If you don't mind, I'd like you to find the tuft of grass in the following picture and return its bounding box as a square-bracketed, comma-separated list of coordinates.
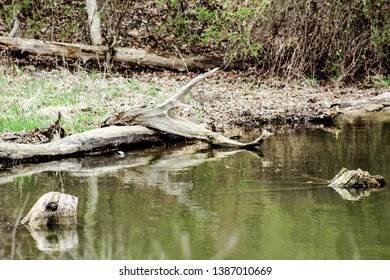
[303, 74, 318, 87]
[375, 76, 390, 87]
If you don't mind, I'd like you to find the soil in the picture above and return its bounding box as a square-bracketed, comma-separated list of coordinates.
[0, 68, 389, 145]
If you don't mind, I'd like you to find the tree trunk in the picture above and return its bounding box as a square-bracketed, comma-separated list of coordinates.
[0, 36, 222, 72]
[329, 168, 386, 201]
[8, 13, 23, 38]
[21, 192, 78, 230]
[329, 168, 386, 189]
[86, 0, 103, 45]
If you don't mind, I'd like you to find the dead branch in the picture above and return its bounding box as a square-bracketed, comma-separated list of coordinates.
[0, 36, 222, 72]
[103, 68, 273, 148]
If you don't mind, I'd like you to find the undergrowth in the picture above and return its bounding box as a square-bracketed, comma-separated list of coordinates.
[0, 0, 388, 81]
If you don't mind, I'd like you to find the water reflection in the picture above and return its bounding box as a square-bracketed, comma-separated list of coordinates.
[27, 226, 78, 252]
[0, 112, 389, 259]
[331, 185, 384, 201]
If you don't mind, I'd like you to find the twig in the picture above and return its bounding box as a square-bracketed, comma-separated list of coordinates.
[173, 45, 189, 73]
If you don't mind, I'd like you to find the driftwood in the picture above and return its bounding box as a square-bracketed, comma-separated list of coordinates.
[21, 192, 78, 230]
[329, 168, 386, 201]
[331, 92, 390, 115]
[329, 168, 386, 189]
[103, 68, 273, 148]
[0, 126, 164, 160]
[0, 36, 222, 72]
[0, 68, 273, 164]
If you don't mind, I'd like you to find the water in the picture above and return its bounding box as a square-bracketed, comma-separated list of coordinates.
[0, 113, 389, 260]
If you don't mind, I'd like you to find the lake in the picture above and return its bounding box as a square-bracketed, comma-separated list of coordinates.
[1, 112, 389, 260]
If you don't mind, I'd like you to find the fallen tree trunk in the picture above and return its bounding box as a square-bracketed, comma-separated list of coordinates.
[0, 69, 272, 165]
[0, 125, 165, 161]
[0, 36, 222, 72]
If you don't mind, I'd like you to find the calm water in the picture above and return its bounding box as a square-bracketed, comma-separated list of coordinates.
[0, 113, 389, 260]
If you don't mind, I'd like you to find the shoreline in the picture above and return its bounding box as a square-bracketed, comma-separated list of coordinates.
[0, 68, 389, 144]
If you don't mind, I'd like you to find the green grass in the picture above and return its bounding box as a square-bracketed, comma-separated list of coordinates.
[303, 73, 318, 87]
[0, 69, 168, 134]
[376, 76, 390, 87]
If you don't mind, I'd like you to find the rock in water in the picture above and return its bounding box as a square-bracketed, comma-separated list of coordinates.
[21, 192, 78, 230]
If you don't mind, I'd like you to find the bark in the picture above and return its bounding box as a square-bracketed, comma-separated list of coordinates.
[0, 36, 222, 72]
[86, 0, 103, 45]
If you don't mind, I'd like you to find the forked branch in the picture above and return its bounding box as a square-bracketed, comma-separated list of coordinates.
[103, 68, 273, 148]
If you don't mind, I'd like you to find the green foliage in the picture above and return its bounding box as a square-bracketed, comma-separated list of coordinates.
[127, 78, 141, 91]
[146, 86, 161, 96]
[375, 76, 390, 87]
[0, 0, 87, 43]
[157, 0, 269, 62]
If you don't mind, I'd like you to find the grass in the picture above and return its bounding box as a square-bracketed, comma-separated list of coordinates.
[303, 73, 318, 87]
[376, 76, 390, 87]
[0, 68, 169, 134]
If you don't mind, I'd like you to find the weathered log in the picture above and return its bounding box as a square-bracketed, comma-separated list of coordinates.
[329, 168, 386, 189]
[0, 36, 222, 72]
[21, 192, 78, 230]
[0, 125, 164, 160]
[329, 168, 386, 201]
[103, 68, 273, 148]
[331, 92, 390, 115]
